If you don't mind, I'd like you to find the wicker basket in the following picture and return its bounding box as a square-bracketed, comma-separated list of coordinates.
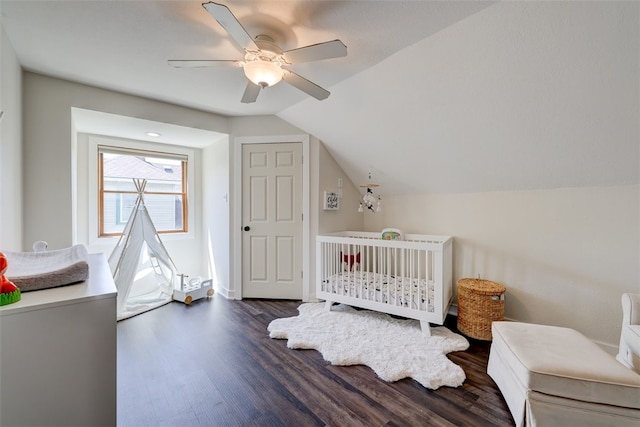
[457, 278, 506, 340]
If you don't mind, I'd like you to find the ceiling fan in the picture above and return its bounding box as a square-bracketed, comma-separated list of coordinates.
[169, 1, 347, 104]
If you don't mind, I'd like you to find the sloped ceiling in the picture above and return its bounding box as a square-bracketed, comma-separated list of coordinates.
[2, 1, 638, 196]
[280, 1, 639, 195]
[0, 0, 491, 116]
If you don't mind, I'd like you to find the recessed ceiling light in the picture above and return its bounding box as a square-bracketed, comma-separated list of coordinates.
[146, 131, 161, 137]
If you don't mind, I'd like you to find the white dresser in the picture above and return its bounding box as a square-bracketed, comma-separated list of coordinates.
[0, 253, 117, 426]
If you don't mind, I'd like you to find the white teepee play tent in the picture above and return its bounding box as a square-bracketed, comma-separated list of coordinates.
[108, 179, 177, 320]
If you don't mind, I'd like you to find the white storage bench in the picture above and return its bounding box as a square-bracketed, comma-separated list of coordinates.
[488, 321, 640, 426]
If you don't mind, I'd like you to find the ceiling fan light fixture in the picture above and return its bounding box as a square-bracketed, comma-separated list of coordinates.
[171, 4, 346, 102]
[244, 59, 283, 88]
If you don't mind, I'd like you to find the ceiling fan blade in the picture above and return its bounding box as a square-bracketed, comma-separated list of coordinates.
[202, 2, 259, 52]
[283, 40, 347, 64]
[168, 60, 240, 68]
[241, 81, 261, 103]
[282, 71, 330, 100]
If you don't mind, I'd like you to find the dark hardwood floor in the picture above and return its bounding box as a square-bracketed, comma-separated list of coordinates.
[117, 296, 514, 426]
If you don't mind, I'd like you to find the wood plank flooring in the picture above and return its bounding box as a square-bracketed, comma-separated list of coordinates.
[117, 296, 513, 426]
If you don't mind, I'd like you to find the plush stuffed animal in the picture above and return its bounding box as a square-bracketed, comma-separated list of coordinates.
[341, 252, 361, 272]
[0, 252, 21, 306]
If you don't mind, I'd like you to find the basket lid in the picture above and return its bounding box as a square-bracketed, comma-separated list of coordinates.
[457, 278, 505, 294]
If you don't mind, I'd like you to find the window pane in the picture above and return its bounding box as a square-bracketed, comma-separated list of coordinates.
[144, 179, 182, 194]
[144, 194, 184, 231]
[102, 153, 183, 192]
[102, 193, 184, 233]
[119, 194, 138, 225]
[103, 193, 124, 234]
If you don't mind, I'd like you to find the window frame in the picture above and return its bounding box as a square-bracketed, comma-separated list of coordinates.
[97, 145, 189, 237]
[86, 136, 195, 244]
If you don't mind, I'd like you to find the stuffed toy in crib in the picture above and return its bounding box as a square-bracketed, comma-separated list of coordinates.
[341, 252, 360, 272]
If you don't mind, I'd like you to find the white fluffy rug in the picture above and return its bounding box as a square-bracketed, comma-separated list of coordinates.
[268, 303, 470, 390]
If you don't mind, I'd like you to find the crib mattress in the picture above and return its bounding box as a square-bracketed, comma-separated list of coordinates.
[323, 271, 435, 312]
[4, 245, 90, 292]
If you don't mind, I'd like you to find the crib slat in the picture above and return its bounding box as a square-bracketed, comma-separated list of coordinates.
[409, 248, 415, 310]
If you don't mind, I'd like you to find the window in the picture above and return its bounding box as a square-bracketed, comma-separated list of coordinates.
[98, 145, 188, 236]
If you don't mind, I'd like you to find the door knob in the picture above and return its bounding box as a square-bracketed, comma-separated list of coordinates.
[243, 226, 251, 231]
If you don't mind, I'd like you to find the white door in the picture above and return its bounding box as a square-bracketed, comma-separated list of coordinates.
[242, 143, 303, 299]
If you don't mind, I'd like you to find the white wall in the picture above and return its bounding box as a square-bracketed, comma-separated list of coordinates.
[228, 115, 305, 138]
[0, 24, 22, 250]
[202, 136, 230, 293]
[366, 185, 639, 349]
[317, 142, 363, 235]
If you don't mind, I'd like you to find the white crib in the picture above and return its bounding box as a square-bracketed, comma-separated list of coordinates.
[316, 231, 453, 336]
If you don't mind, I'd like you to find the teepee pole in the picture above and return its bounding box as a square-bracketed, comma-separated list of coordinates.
[108, 178, 146, 276]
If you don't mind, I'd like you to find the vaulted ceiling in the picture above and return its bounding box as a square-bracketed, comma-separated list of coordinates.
[1, 0, 491, 116]
[2, 1, 638, 195]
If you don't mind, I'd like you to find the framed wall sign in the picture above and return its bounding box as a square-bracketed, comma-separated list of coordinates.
[323, 191, 339, 210]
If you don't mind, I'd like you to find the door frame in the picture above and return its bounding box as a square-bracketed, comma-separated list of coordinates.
[233, 135, 310, 301]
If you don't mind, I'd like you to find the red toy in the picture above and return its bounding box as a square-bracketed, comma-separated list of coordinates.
[0, 252, 21, 306]
[340, 251, 361, 272]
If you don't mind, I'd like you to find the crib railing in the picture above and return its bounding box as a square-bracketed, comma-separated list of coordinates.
[316, 231, 453, 324]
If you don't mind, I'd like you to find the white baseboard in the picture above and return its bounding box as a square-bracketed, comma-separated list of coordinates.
[213, 284, 234, 300]
[448, 303, 458, 317]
